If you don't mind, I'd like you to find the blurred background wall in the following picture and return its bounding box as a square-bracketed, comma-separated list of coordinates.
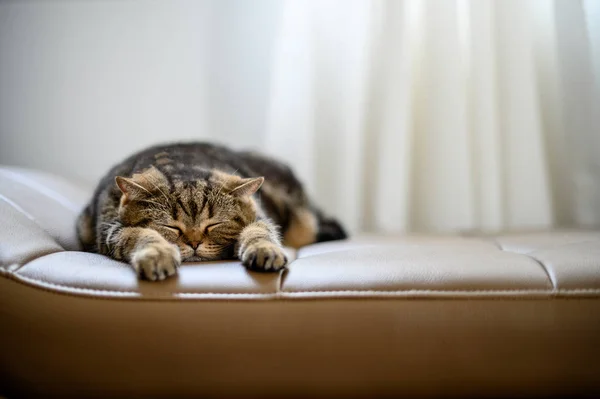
[1, 0, 599, 234]
[0, 0, 281, 181]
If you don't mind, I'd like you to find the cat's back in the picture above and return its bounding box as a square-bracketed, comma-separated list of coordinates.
[129, 142, 240, 171]
[101, 142, 249, 183]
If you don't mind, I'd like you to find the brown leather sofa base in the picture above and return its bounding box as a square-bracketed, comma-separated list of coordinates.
[2, 278, 600, 398]
[1, 166, 599, 398]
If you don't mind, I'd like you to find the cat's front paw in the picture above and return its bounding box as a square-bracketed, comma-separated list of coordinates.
[241, 241, 288, 272]
[132, 242, 181, 281]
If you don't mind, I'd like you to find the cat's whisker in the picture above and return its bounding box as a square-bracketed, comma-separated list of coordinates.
[141, 199, 168, 209]
[214, 182, 225, 198]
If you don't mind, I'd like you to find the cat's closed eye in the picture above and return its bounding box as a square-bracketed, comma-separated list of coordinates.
[204, 222, 224, 234]
[161, 224, 183, 236]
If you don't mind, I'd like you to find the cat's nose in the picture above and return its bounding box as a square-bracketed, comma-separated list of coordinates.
[190, 241, 201, 250]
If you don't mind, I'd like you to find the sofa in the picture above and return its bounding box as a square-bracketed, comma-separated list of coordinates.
[1, 165, 599, 398]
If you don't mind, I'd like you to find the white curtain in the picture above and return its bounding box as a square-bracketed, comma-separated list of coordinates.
[264, 0, 600, 234]
[0, 0, 598, 235]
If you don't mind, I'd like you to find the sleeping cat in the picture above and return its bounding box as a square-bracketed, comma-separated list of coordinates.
[77, 142, 347, 281]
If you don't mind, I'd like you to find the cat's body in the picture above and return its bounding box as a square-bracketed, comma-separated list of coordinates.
[77, 142, 346, 281]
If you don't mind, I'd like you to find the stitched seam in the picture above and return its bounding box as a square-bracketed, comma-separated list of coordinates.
[5, 237, 598, 296]
[5, 272, 600, 296]
[1, 273, 278, 302]
[3, 272, 278, 297]
[282, 288, 600, 294]
[283, 288, 600, 294]
[2, 213, 597, 297]
[4, 275, 600, 304]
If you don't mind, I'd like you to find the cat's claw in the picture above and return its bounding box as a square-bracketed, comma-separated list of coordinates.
[132, 242, 181, 281]
[241, 242, 288, 272]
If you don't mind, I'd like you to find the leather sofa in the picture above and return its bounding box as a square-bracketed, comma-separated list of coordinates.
[1, 166, 599, 398]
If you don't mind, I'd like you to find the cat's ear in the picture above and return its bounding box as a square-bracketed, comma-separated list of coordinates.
[115, 167, 167, 204]
[115, 176, 150, 203]
[229, 177, 264, 197]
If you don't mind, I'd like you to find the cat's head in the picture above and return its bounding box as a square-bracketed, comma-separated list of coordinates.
[115, 166, 262, 261]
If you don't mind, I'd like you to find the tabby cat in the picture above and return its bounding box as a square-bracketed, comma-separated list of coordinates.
[77, 142, 347, 281]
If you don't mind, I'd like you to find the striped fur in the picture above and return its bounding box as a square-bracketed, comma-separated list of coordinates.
[77, 142, 347, 281]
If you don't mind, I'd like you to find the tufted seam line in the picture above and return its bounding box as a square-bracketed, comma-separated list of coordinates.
[4, 271, 600, 298]
[524, 239, 600, 255]
[0, 194, 66, 272]
[0, 193, 36, 221]
[520, 253, 556, 290]
[496, 238, 600, 290]
[493, 236, 557, 289]
[0, 169, 81, 212]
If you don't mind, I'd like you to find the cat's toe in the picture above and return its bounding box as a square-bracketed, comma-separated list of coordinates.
[132, 242, 181, 282]
[242, 242, 288, 272]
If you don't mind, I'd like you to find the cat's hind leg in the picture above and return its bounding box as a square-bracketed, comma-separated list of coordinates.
[282, 207, 347, 247]
[283, 208, 318, 249]
[315, 212, 348, 243]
